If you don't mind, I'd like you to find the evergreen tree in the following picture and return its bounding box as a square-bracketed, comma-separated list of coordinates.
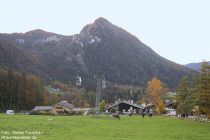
[176, 76, 194, 115]
[99, 100, 106, 112]
[0, 69, 7, 110]
[197, 62, 210, 117]
[21, 73, 27, 110]
[7, 69, 14, 109]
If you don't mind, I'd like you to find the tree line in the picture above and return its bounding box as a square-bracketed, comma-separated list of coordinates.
[0, 68, 147, 112]
[0, 69, 62, 111]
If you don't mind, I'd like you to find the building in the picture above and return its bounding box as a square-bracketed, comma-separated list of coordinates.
[143, 104, 155, 114]
[31, 100, 90, 115]
[52, 100, 75, 114]
[165, 100, 176, 109]
[31, 106, 57, 114]
[107, 100, 144, 114]
[165, 100, 176, 116]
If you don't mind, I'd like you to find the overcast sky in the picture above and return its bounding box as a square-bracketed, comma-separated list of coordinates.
[1, 0, 209, 64]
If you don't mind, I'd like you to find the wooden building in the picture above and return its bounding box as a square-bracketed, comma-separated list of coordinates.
[107, 100, 144, 114]
[31, 106, 57, 114]
[52, 100, 75, 114]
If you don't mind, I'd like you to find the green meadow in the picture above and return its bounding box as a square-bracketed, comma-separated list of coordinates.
[0, 114, 210, 140]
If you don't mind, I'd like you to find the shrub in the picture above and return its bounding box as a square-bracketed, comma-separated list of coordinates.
[87, 108, 96, 115]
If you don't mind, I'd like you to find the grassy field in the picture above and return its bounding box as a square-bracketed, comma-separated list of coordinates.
[0, 114, 210, 140]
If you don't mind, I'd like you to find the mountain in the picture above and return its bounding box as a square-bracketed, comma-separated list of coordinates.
[0, 38, 45, 75]
[0, 17, 196, 88]
[185, 61, 210, 71]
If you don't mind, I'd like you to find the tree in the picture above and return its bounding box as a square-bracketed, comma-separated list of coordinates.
[197, 62, 210, 118]
[0, 69, 49, 111]
[145, 77, 167, 114]
[99, 100, 106, 112]
[21, 73, 27, 110]
[0, 69, 8, 110]
[25, 75, 45, 109]
[87, 91, 96, 107]
[7, 69, 14, 109]
[176, 76, 194, 115]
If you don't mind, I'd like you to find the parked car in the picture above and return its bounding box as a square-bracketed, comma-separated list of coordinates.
[6, 110, 14, 115]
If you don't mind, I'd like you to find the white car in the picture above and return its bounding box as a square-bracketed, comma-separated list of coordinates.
[6, 110, 14, 115]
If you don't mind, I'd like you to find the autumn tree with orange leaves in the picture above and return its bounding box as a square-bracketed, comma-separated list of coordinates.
[145, 77, 167, 114]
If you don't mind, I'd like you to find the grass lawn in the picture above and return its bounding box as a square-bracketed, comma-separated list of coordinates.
[0, 114, 210, 140]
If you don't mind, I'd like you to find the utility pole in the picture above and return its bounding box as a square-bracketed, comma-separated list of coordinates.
[94, 75, 106, 114]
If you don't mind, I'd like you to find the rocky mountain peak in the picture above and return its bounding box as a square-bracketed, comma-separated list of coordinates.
[94, 17, 112, 26]
[80, 17, 115, 35]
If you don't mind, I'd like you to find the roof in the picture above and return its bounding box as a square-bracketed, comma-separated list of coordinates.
[107, 100, 144, 110]
[144, 104, 155, 109]
[54, 100, 75, 109]
[165, 101, 176, 106]
[33, 106, 52, 111]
